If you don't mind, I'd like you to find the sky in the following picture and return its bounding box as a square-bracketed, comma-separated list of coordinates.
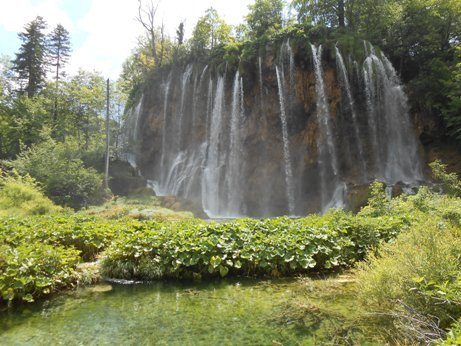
[0, 0, 253, 79]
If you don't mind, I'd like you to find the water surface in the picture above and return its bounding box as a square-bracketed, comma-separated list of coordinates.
[0, 277, 373, 345]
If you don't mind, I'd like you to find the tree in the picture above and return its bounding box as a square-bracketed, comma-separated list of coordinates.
[245, 0, 285, 39]
[293, 0, 355, 28]
[136, 0, 161, 66]
[63, 70, 106, 149]
[12, 16, 48, 97]
[191, 8, 232, 55]
[176, 22, 185, 45]
[48, 24, 71, 127]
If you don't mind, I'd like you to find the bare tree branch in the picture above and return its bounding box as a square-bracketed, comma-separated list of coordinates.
[136, 0, 160, 66]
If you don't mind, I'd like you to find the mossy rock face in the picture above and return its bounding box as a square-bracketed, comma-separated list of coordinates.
[345, 184, 370, 213]
[157, 196, 208, 219]
[108, 160, 147, 196]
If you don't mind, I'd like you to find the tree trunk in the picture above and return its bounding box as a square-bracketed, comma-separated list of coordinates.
[337, 0, 345, 28]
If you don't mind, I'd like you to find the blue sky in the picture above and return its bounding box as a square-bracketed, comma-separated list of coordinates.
[0, 0, 252, 79]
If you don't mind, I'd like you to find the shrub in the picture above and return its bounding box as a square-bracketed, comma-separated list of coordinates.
[0, 214, 123, 261]
[430, 160, 461, 197]
[0, 243, 80, 304]
[7, 140, 110, 209]
[0, 170, 60, 216]
[355, 216, 461, 344]
[100, 211, 407, 281]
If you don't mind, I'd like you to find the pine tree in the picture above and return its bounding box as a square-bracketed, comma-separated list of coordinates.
[12, 16, 48, 97]
[48, 24, 71, 126]
[176, 22, 185, 45]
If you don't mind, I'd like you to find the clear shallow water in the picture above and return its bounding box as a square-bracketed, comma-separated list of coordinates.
[0, 278, 371, 345]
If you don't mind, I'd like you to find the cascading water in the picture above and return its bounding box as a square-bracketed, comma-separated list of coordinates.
[160, 72, 172, 183]
[275, 65, 295, 215]
[362, 44, 423, 184]
[311, 44, 343, 210]
[335, 46, 367, 179]
[127, 41, 424, 218]
[178, 64, 193, 150]
[202, 76, 225, 217]
[225, 71, 245, 216]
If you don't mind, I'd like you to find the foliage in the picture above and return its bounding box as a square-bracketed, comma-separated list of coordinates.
[0, 170, 60, 217]
[100, 210, 407, 281]
[355, 187, 461, 343]
[12, 16, 48, 97]
[0, 214, 122, 261]
[7, 139, 109, 209]
[0, 242, 80, 304]
[47, 24, 71, 81]
[190, 8, 232, 57]
[441, 319, 461, 345]
[245, 0, 286, 39]
[440, 46, 461, 141]
[83, 196, 195, 222]
[430, 160, 461, 198]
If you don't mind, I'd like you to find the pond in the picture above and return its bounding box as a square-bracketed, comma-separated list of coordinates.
[0, 276, 377, 345]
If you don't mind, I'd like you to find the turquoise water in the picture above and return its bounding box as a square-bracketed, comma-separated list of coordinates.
[0, 278, 372, 345]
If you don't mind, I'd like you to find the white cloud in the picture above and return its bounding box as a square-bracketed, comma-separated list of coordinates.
[0, 0, 74, 32]
[1, 0, 254, 79]
[69, 0, 142, 78]
[70, 0, 254, 79]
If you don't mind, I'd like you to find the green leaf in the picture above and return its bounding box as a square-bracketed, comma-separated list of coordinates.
[219, 265, 229, 277]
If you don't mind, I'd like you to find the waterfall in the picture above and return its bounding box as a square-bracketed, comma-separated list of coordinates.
[225, 71, 244, 216]
[275, 65, 295, 215]
[205, 77, 213, 141]
[127, 41, 424, 218]
[202, 76, 225, 217]
[335, 46, 367, 179]
[363, 57, 382, 175]
[123, 95, 144, 168]
[311, 44, 342, 210]
[178, 64, 193, 149]
[193, 65, 208, 128]
[362, 45, 422, 184]
[160, 72, 172, 183]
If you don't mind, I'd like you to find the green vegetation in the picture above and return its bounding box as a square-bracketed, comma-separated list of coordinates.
[0, 170, 61, 216]
[100, 211, 405, 281]
[0, 243, 80, 304]
[1, 161, 461, 344]
[7, 140, 109, 209]
[0, 16, 125, 211]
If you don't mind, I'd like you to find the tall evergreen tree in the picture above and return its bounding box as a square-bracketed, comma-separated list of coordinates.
[48, 24, 71, 126]
[176, 22, 185, 45]
[12, 16, 48, 97]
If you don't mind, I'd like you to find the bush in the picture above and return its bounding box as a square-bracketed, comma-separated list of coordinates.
[0, 243, 80, 304]
[0, 214, 123, 261]
[7, 140, 110, 209]
[356, 215, 461, 343]
[0, 170, 60, 216]
[430, 160, 461, 197]
[100, 211, 407, 281]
